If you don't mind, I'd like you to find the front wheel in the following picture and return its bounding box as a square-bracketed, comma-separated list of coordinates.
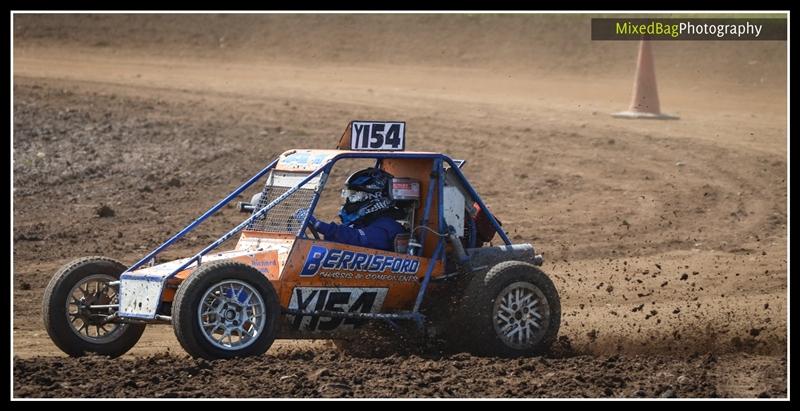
[172, 261, 281, 359]
[42, 257, 146, 358]
[455, 260, 561, 357]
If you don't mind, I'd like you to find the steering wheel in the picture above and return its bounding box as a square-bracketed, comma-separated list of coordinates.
[288, 209, 320, 240]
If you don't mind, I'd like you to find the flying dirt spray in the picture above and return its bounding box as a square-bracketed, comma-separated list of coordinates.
[612, 40, 679, 120]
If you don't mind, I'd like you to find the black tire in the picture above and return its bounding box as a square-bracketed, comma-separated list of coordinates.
[453, 260, 561, 357]
[42, 256, 146, 358]
[172, 261, 281, 359]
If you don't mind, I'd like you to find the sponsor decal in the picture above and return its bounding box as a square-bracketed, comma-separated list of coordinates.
[249, 257, 278, 274]
[288, 287, 387, 331]
[300, 245, 419, 277]
[360, 198, 392, 214]
[281, 152, 329, 168]
[318, 271, 418, 282]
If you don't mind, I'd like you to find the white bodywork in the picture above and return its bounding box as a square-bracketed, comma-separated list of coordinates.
[444, 185, 466, 237]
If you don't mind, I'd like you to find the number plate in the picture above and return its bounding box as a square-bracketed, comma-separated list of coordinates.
[118, 275, 165, 319]
[350, 121, 405, 151]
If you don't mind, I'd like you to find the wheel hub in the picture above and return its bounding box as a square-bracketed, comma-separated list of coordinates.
[492, 282, 550, 350]
[198, 280, 266, 351]
[225, 309, 237, 321]
[65, 274, 125, 343]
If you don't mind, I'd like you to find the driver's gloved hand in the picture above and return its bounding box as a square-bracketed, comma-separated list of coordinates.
[293, 208, 308, 221]
[294, 208, 319, 229]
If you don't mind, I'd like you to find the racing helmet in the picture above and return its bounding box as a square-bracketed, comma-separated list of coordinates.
[338, 167, 395, 225]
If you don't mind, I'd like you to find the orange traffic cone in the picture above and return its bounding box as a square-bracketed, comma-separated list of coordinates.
[612, 40, 678, 120]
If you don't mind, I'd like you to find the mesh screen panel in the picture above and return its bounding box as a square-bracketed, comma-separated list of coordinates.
[246, 172, 318, 233]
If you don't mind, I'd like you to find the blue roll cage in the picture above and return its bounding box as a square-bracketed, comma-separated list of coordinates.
[121, 151, 511, 326]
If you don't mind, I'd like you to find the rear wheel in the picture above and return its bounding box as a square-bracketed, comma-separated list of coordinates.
[42, 257, 146, 358]
[172, 261, 280, 359]
[454, 260, 560, 356]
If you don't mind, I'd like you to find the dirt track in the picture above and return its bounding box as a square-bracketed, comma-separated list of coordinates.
[12, 349, 787, 398]
[12, 14, 787, 398]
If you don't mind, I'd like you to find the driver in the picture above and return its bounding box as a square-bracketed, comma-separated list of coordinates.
[297, 167, 406, 252]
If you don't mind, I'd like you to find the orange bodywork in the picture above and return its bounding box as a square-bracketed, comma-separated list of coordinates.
[279, 238, 442, 310]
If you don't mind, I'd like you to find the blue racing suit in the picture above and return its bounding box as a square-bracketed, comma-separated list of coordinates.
[308, 215, 405, 252]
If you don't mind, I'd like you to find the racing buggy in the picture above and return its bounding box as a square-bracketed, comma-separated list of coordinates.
[43, 121, 560, 359]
